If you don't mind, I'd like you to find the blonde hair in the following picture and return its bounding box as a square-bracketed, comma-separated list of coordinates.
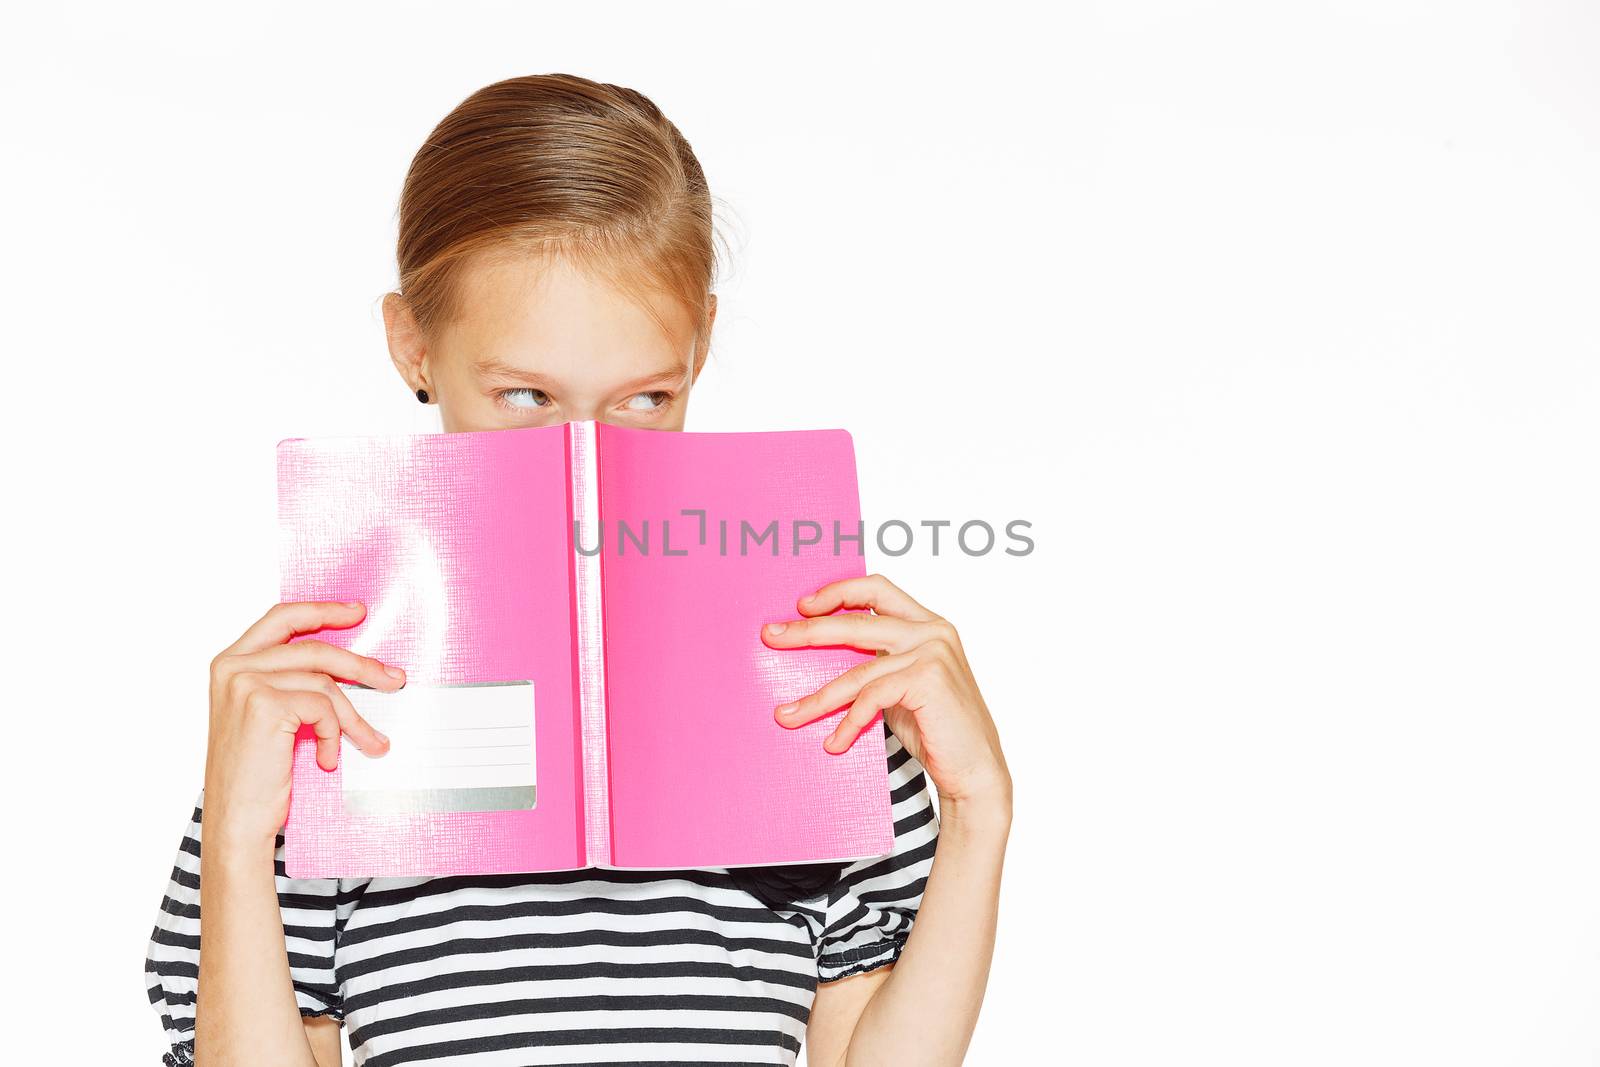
[394, 73, 723, 351]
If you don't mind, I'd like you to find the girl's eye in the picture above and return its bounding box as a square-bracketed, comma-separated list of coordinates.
[623, 391, 673, 412]
[498, 388, 551, 410]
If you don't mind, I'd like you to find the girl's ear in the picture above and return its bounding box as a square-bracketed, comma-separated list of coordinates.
[382, 292, 430, 393]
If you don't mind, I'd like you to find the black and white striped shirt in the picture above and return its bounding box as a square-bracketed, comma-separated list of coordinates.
[144, 721, 939, 1065]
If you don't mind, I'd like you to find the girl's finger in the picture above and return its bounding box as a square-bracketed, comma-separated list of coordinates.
[775, 652, 913, 729]
[825, 663, 935, 755]
[271, 688, 345, 772]
[222, 600, 370, 658]
[232, 639, 405, 692]
[268, 670, 391, 757]
[798, 573, 934, 622]
[762, 612, 929, 655]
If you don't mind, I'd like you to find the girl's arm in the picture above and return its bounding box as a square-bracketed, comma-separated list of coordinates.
[185, 601, 398, 1065]
[196, 819, 334, 1067]
[762, 574, 1013, 1065]
[808, 783, 1011, 1066]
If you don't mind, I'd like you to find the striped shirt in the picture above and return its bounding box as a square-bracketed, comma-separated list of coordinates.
[144, 721, 939, 1065]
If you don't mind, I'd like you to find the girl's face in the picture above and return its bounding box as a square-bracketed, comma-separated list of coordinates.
[383, 251, 713, 433]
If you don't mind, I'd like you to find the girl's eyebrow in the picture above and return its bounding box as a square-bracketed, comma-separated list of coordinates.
[615, 368, 692, 393]
[470, 356, 555, 384]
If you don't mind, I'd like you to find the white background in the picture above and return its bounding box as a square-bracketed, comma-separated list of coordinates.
[3, 2, 1597, 1064]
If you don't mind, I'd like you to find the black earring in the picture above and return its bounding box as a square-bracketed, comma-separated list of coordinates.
[416, 387, 429, 403]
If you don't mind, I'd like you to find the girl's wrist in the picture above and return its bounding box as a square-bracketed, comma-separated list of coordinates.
[937, 769, 1014, 832]
[203, 823, 280, 871]
[200, 790, 282, 860]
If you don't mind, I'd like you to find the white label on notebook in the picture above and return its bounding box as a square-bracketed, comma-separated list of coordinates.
[337, 680, 536, 816]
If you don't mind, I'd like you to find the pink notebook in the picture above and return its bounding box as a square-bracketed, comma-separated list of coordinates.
[275, 421, 895, 878]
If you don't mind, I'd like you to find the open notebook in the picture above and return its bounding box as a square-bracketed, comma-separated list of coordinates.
[276, 421, 895, 878]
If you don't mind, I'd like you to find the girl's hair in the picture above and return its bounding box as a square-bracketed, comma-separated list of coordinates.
[394, 73, 843, 910]
[394, 72, 722, 351]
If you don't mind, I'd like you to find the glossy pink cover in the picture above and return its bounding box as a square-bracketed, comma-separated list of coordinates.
[277, 425, 583, 877]
[276, 422, 895, 877]
[597, 424, 894, 868]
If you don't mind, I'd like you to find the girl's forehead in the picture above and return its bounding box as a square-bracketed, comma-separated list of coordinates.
[436, 252, 696, 391]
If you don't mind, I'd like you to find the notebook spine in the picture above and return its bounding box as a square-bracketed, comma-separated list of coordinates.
[569, 420, 612, 866]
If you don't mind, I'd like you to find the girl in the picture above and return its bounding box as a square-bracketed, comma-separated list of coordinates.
[144, 73, 1011, 1067]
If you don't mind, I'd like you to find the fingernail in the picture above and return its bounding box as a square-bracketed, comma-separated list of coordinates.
[775, 702, 796, 717]
[766, 622, 787, 635]
[385, 665, 404, 680]
[344, 600, 363, 609]
[375, 730, 390, 745]
[824, 731, 840, 750]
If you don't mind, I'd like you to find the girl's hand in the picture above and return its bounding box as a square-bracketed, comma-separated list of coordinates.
[761, 574, 1011, 808]
[203, 601, 400, 848]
